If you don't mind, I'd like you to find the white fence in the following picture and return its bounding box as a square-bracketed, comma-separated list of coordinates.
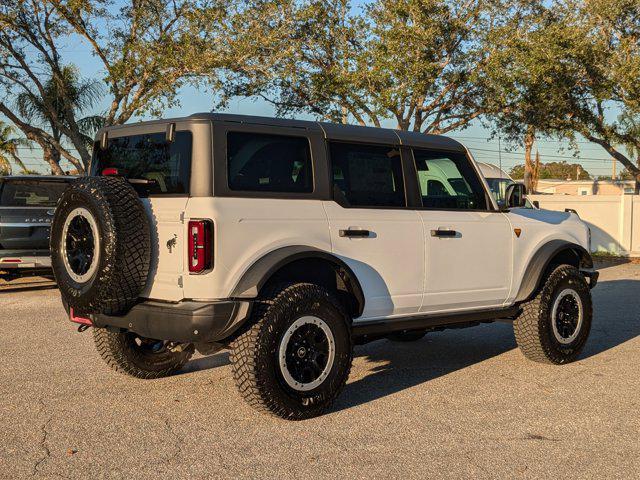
[528, 194, 640, 257]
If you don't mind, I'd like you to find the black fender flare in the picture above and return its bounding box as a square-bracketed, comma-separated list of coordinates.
[515, 240, 593, 303]
[230, 245, 365, 317]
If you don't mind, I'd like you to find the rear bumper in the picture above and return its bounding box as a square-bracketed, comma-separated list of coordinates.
[0, 252, 51, 270]
[90, 299, 252, 343]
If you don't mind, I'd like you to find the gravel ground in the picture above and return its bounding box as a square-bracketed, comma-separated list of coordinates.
[0, 262, 638, 479]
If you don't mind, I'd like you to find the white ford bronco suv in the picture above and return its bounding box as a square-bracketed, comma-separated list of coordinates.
[51, 113, 598, 420]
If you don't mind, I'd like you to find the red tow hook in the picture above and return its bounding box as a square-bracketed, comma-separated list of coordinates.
[69, 307, 93, 332]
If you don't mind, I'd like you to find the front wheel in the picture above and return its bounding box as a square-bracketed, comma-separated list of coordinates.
[230, 283, 353, 420]
[514, 264, 592, 364]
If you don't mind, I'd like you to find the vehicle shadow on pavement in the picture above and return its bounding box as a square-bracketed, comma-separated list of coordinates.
[0, 281, 57, 293]
[333, 278, 640, 413]
[333, 322, 517, 412]
[580, 279, 640, 359]
[181, 351, 231, 373]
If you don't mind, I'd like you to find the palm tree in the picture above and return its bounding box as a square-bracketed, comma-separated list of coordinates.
[0, 122, 29, 175]
[16, 65, 104, 174]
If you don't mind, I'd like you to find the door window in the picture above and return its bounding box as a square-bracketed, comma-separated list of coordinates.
[329, 142, 405, 207]
[227, 132, 313, 193]
[413, 149, 487, 210]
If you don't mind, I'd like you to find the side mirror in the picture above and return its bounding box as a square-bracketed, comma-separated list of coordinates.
[505, 183, 527, 209]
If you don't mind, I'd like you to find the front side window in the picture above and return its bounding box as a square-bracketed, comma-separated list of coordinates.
[227, 132, 313, 193]
[0, 181, 68, 207]
[413, 149, 487, 210]
[93, 131, 192, 195]
[330, 142, 405, 207]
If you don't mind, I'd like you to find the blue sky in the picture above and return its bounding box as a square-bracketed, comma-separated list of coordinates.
[7, 1, 626, 178]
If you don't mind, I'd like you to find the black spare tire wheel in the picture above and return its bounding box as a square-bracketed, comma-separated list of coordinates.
[51, 176, 151, 315]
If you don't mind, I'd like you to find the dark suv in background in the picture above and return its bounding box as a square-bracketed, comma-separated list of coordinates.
[0, 175, 77, 280]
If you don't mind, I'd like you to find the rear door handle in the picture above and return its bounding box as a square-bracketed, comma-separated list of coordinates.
[339, 228, 371, 238]
[430, 228, 458, 238]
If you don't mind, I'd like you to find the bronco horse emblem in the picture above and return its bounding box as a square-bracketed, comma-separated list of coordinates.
[166, 234, 177, 253]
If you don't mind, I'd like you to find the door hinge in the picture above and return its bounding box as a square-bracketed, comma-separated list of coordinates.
[177, 276, 183, 288]
[179, 212, 185, 224]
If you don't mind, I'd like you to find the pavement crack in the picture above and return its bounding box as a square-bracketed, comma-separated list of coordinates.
[522, 433, 560, 442]
[161, 416, 184, 467]
[31, 398, 54, 477]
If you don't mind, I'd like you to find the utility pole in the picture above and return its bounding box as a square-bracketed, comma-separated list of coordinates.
[497, 134, 502, 177]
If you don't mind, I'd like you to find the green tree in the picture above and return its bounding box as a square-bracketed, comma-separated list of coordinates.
[223, 0, 503, 132]
[485, 0, 640, 188]
[510, 162, 591, 181]
[0, 0, 229, 171]
[16, 65, 103, 174]
[0, 121, 29, 175]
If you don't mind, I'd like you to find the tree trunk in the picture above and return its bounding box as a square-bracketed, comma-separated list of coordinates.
[43, 146, 64, 175]
[523, 126, 536, 194]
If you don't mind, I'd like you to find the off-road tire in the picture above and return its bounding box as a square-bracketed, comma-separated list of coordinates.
[51, 177, 150, 315]
[93, 327, 193, 379]
[230, 283, 353, 420]
[514, 264, 592, 364]
[388, 330, 426, 342]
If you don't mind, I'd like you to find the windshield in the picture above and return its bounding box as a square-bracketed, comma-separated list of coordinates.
[92, 131, 192, 195]
[0, 180, 68, 207]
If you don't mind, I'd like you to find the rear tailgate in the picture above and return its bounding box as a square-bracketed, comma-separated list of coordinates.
[139, 197, 187, 301]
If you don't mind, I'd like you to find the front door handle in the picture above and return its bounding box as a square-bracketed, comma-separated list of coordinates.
[430, 228, 458, 238]
[339, 228, 371, 238]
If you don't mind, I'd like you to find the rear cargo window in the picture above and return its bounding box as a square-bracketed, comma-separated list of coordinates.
[93, 131, 192, 194]
[0, 181, 68, 207]
[227, 132, 313, 193]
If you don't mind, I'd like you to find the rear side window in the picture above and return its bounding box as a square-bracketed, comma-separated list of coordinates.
[330, 142, 405, 208]
[93, 131, 192, 194]
[0, 181, 68, 207]
[413, 149, 487, 210]
[227, 132, 313, 193]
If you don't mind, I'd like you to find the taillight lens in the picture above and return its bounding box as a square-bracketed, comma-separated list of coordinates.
[188, 220, 213, 273]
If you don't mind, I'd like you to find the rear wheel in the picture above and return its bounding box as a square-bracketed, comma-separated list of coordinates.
[514, 264, 592, 364]
[230, 283, 353, 420]
[93, 327, 193, 379]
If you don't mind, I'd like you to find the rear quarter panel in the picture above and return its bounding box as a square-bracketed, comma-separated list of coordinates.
[182, 197, 331, 300]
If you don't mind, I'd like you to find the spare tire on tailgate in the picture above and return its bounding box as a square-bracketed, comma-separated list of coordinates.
[51, 176, 151, 315]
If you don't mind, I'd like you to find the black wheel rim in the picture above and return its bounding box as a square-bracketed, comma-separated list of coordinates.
[278, 318, 338, 392]
[553, 291, 581, 342]
[65, 215, 95, 276]
[285, 323, 330, 384]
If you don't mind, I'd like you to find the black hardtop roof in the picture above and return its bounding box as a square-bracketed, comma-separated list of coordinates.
[0, 175, 78, 182]
[99, 113, 467, 152]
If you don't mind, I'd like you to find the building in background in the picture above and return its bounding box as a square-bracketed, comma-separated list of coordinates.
[536, 179, 636, 195]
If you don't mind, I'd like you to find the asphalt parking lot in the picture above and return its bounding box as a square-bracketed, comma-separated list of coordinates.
[1, 262, 639, 479]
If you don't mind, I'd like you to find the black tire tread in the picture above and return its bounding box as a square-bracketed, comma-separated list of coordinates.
[51, 177, 150, 315]
[514, 264, 592, 364]
[230, 283, 353, 420]
[93, 327, 193, 379]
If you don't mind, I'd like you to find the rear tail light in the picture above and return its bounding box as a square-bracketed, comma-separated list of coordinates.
[101, 167, 119, 176]
[188, 220, 213, 273]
